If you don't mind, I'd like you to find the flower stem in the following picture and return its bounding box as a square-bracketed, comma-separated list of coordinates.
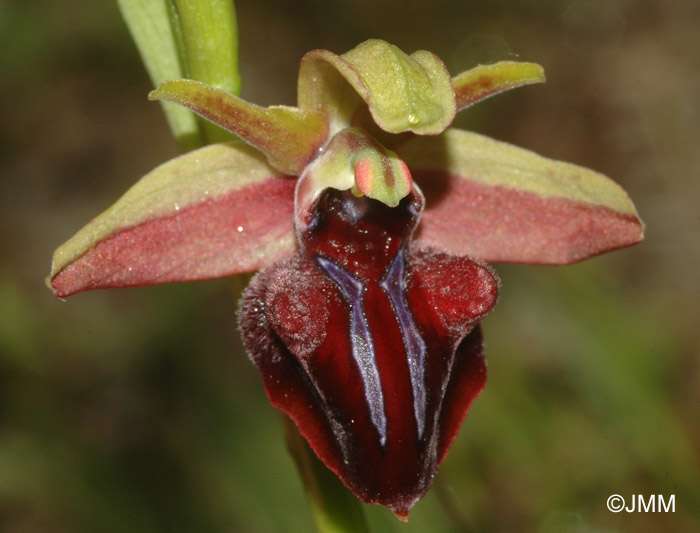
[118, 0, 241, 150]
[171, 0, 241, 144]
[282, 416, 370, 533]
[117, 0, 201, 151]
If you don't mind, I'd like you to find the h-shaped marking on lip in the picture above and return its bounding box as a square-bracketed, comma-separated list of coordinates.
[316, 250, 427, 445]
[379, 250, 427, 440]
[315, 255, 387, 446]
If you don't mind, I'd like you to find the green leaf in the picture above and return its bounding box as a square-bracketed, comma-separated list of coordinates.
[400, 129, 644, 264]
[298, 39, 456, 135]
[117, 0, 200, 151]
[48, 141, 296, 297]
[453, 61, 545, 112]
[150, 79, 328, 174]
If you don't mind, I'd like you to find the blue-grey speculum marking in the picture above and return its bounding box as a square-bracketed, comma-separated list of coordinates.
[316, 249, 427, 446]
[379, 249, 427, 439]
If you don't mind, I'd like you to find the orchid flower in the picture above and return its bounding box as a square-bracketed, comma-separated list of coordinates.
[47, 39, 643, 519]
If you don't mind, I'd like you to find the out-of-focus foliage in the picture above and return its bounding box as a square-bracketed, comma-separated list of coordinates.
[1, 0, 699, 531]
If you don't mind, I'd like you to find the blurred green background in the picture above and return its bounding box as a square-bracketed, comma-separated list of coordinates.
[1, 1, 699, 531]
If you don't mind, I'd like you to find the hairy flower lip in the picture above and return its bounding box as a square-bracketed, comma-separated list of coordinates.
[240, 181, 498, 518]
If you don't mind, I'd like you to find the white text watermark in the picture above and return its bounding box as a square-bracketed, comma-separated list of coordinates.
[606, 494, 675, 513]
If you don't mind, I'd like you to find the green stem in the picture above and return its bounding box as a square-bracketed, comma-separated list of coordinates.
[282, 416, 370, 533]
[117, 0, 201, 151]
[118, 0, 241, 150]
[171, 0, 241, 144]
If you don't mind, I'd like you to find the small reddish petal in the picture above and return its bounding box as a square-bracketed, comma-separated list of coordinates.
[452, 61, 545, 112]
[150, 80, 328, 175]
[415, 171, 643, 264]
[51, 178, 295, 297]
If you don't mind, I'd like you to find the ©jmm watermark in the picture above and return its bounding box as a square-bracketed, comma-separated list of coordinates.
[607, 494, 675, 513]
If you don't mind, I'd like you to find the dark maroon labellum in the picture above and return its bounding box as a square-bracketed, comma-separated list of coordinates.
[239, 187, 499, 518]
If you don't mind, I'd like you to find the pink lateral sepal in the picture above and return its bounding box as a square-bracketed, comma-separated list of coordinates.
[49, 142, 297, 297]
[400, 129, 644, 264]
[415, 170, 644, 264]
[51, 178, 296, 297]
